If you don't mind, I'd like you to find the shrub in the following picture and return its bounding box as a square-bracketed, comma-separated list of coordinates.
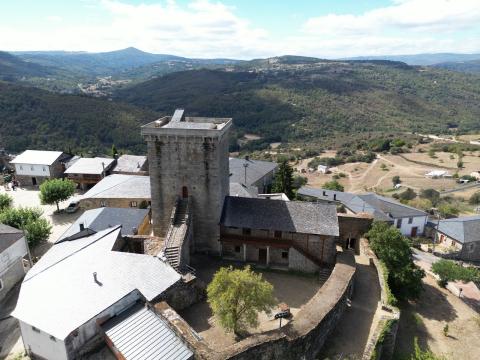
[420, 188, 440, 206]
[438, 204, 459, 218]
[469, 192, 480, 205]
[400, 188, 417, 201]
[392, 176, 401, 186]
[323, 180, 344, 192]
[0, 193, 13, 211]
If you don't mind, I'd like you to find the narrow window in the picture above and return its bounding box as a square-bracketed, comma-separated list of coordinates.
[408, 217, 413, 224]
[130, 201, 138, 207]
[0, 279, 3, 291]
[20, 165, 23, 170]
[396, 219, 402, 229]
[282, 251, 289, 259]
[234, 246, 241, 253]
[31, 166, 34, 171]
[43, 167, 46, 172]
[100, 201, 106, 207]
[274, 230, 282, 238]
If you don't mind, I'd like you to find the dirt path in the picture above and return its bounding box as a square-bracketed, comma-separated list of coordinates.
[319, 254, 381, 359]
[394, 274, 480, 360]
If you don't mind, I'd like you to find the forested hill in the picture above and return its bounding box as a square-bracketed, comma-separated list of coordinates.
[114, 60, 480, 149]
[0, 51, 52, 81]
[0, 81, 157, 154]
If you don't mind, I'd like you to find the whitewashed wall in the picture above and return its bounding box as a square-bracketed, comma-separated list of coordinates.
[14, 163, 51, 177]
[20, 321, 68, 360]
[395, 216, 427, 237]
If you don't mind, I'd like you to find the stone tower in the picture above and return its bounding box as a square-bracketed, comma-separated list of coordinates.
[141, 109, 232, 254]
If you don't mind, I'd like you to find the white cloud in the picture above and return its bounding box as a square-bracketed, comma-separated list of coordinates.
[46, 15, 63, 23]
[0, 0, 479, 58]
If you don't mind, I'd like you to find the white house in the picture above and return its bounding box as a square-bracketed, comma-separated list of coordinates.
[425, 170, 449, 178]
[12, 226, 182, 360]
[0, 224, 29, 301]
[10, 150, 69, 186]
[317, 165, 329, 174]
[298, 187, 428, 237]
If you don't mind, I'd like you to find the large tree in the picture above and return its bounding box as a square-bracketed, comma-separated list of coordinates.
[271, 160, 295, 199]
[366, 221, 425, 301]
[0, 207, 51, 247]
[207, 266, 276, 336]
[39, 178, 76, 212]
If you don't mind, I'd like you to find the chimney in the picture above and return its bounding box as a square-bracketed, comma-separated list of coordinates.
[93, 272, 98, 283]
[333, 194, 337, 201]
[79, 223, 85, 231]
[132, 227, 138, 235]
[245, 155, 250, 161]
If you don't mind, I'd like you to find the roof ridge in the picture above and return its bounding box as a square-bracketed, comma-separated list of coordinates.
[83, 175, 135, 199]
[24, 226, 122, 283]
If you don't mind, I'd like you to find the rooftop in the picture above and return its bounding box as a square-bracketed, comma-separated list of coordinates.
[0, 223, 24, 253]
[220, 196, 339, 236]
[434, 215, 480, 244]
[229, 182, 258, 198]
[12, 227, 180, 340]
[64, 157, 115, 175]
[57, 207, 150, 242]
[298, 187, 427, 220]
[113, 154, 148, 174]
[229, 157, 278, 186]
[10, 150, 63, 166]
[102, 304, 193, 360]
[81, 174, 150, 199]
[141, 109, 232, 137]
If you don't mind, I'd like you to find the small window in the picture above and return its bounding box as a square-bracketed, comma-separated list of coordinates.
[396, 219, 402, 229]
[130, 201, 138, 207]
[43, 167, 46, 172]
[100, 201, 106, 207]
[0, 279, 3, 291]
[49, 335, 56, 342]
[32, 326, 40, 333]
[468, 243, 475, 252]
[274, 230, 282, 238]
[19, 165, 23, 170]
[30, 166, 34, 171]
[242, 228, 251, 236]
[234, 246, 241, 253]
[282, 251, 289, 259]
[408, 217, 413, 224]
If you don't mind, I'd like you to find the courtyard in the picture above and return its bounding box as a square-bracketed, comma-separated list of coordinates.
[179, 255, 323, 349]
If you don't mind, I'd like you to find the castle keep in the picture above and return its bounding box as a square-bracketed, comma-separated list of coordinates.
[141, 109, 232, 254]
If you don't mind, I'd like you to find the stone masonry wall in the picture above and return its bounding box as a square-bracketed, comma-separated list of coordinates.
[146, 133, 229, 254]
[155, 251, 356, 360]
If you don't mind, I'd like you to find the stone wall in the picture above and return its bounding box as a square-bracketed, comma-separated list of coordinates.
[156, 251, 356, 360]
[361, 239, 400, 360]
[288, 247, 319, 273]
[79, 197, 150, 210]
[337, 214, 373, 254]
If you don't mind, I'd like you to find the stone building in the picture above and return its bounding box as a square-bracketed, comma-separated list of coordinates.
[64, 157, 116, 189]
[78, 174, 150, 210]
[229, 157, 278, 193]
[10, 150, 70, 186]
[112, 154, 148, 176]
[141, 109, 232, 254]
[219, 196, 339, 273]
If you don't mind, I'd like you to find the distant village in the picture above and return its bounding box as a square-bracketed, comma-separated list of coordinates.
[1, 110, 479, 360]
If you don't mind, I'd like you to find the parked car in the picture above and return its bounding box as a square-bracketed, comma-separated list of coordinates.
[65, 201, 80, 213]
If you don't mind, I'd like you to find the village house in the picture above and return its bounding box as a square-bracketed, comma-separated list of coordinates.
[57, 207, 151, 242]
[219, 196, 339, 273]
[78, 174, 151, 210]
[428, 215, 480, 262]
[229, 156, 278, 193]
[111, 154, 148, 175]
[64, 157, 116, 189]
[298, 187, 428, 237]
[10, 150, 71, 186]
[12, 226, 189, 360]
[0, 224, 30, 301]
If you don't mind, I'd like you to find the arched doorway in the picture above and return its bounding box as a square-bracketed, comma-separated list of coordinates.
[182, 186, 188, 198]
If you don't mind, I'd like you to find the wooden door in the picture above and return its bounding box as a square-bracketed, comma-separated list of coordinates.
[258, 248, 267, 264]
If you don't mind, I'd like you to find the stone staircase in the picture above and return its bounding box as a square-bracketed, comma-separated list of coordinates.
[318, 267, 332, 284]
[162, 198, 190, 272]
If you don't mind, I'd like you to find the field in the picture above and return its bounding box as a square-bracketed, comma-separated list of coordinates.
[294, 143, 480, 215]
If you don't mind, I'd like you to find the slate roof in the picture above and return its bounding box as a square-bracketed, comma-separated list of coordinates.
[229, 182, 259, 198]
[113, 155, 148, 174]
[102, 304, 193, 360]
[229, 157, 277, 186]
[0, 223, 24, 253]
[434, 215, 480, 244]
[12, 227, 180, 340]
[220, 196, 339, 236]
[64, 157, 115, 175]
[57, 208, 149, 242]
[298, 187, 427, 221]
[81, 174, 151, 199]
[10, 150, 63, 166]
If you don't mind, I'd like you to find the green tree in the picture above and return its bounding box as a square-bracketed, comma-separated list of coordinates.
[39, 179, 76, 212]
[271, 160, 295, 199]
[292, 175, 307, 190]
[323, 180, 344, 192]
[431, 259, 480, 287]
[0, 207, 51, 247]
[469, 192, 480, 205]
[400, 188, 417, 201]
[420, 189, 440, 206]
[0, 193, 12, 211]
[112, 144, 118, 158]
[207, 266, 276, 335]
[438, 203, 459, 218]
[366, 222, 425, 301]
[392, 176, 401, 186]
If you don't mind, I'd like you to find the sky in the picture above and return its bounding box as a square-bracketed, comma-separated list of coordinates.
[1, 0, 479, 59]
